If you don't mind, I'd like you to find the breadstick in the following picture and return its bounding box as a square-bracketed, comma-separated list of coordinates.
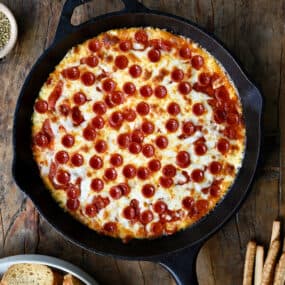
[243, 241, 257, 285]
[261, 239, 280, 285]
[270, 220, 281, 244]
[254, 245, 264, 285]
[273, 253, 285, 285]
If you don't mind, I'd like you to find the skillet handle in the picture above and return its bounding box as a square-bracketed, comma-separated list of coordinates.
[54, 0, 149, 43]
[158, 243, 203, 285]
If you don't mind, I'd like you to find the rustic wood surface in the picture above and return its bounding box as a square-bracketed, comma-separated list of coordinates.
[0, 0, 282, 284]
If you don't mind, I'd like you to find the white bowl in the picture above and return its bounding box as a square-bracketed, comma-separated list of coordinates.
[0, 254, 98, 285]
[0, 3, 18, 59]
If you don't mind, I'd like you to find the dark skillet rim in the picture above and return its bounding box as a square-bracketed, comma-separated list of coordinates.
[12, 9, 262, 260]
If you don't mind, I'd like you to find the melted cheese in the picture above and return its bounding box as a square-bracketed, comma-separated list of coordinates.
[32, 27, 245, 239]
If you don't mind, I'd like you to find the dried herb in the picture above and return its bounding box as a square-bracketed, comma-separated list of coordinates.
[0, 11, 10, 50]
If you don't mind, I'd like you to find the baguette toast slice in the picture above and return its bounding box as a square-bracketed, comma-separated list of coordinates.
[0, 263, 62, 285]
[63, 274, 84, 285]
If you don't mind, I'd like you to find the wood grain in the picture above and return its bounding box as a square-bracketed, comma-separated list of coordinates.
[0, 0, 282, 284]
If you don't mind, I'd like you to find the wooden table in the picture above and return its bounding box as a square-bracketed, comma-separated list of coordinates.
[0, 0, 282, 284]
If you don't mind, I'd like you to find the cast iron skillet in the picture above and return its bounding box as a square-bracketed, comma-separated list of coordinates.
[12, 0, 262, 284]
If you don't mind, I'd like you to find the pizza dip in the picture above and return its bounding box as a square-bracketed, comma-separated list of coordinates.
[32, 27, 245, 240]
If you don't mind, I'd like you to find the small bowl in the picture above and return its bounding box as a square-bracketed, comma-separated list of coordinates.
[0, 3, 18, 59]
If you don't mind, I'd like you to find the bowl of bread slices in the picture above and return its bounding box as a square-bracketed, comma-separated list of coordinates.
[0, 255, 97, 285]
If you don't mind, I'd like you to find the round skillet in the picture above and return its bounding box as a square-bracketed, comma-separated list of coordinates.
[12, 0, 262, 284]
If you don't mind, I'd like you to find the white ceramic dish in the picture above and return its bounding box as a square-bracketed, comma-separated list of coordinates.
[0, 254, 98, 285]
[0, 3, 18, 59]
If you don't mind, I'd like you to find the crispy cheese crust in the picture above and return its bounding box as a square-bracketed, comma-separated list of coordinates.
[32, 27, 245, 240]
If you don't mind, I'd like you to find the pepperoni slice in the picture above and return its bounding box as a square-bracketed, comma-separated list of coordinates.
[82, 55, 99, 67]
[35, 99, 48, 113]
[214, 109, 227, 124]
[95, 139, 108, 153]
[67, 199, 80, 211]
[209, 161, 222, 174]
[196, 199, 209, 213]
[123, 206, 136, 220]
[67, 185, 80, 199]
[123, 164, 137, 178]
[123, 82, 136, 95]
[142, 184, 155, 198]
[104, 168, 117, 181]
[182, 121, 196, 136]
[135, 29, 148, 43]
[159, 176, 173, 188]
[103, 222, 117, 233]
[92, 116, 105, 129]
[83, 126, 96, 141]
[195, 143, 207, 156]
[59, 104, 70, 116]
[123, 108, 136, 122]
[131, 130, 144, 143]
[62, 134, 74, 148]
[89, 155, 103, 169]
[129, 142, 142, 154]
[71, 106, 84, 125]
[110, 153, 123, 167]
[48, 81, 63, 110]
[215, 86, 230, 101]
[110, 91, 125, 105]
[191, 55, 204, 70]
[171, 69, 184, 82]
[140, 85, 153, 97]
[71, 153, 84, 166]
[191, 169, 204, 183]
[129, 64, 142, 78]
[192, 103, 205, 116]
[136, 102, 150, 116]
[176, 151, 191, 168]
[182, 197, 194, 210]
[151, 222, 164, 235]
[142, 144, 155, 157]
[35, 133, 49, 147]
[153, 201, 167, 214]
[148, 48, 161, 62]
[137, 167, 150, 180]
[118, 183, 130, 196]
[117, 133, 131, 148]
[73, 92, 87, 105]
[140, 210, 154, 225]
[110, 185, 123, 199]
[109, 111, 124, 128]
[148, 159, 161, 172]
[167, 102, 181, 116]
[81, 72, 95, 86]
[217, 138, 230, 154]
[115, 55, 129, 69]
[93, 101, 107, 115]
[56, 170, 70, 184]
[179, 46, 191, 59]
[166, 118, 179, 132]
[154, 85, 167, 98]
[62, 67, 80, 80]
[91, 178, 104, 192]
[162, 164, 177, 177]
[119, 40, 131, 51]
[55, 151, 69, 164]
[155, 135, 168, 149]
[142, 121, 155, 134]
[199, 73, 211, 86]
[227, 112, 239, 125]
[85, 204, 97, 217]
[102, 78, 116, 93]
[88, 39, 101, 52]
[178, 82, 191, 95]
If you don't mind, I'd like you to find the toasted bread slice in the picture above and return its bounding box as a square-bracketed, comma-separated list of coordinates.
[63, 274, 84, 285]
[1, 263, 62, 285]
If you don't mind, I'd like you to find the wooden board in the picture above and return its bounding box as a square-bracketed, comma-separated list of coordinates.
[0, 0, 282, 284]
